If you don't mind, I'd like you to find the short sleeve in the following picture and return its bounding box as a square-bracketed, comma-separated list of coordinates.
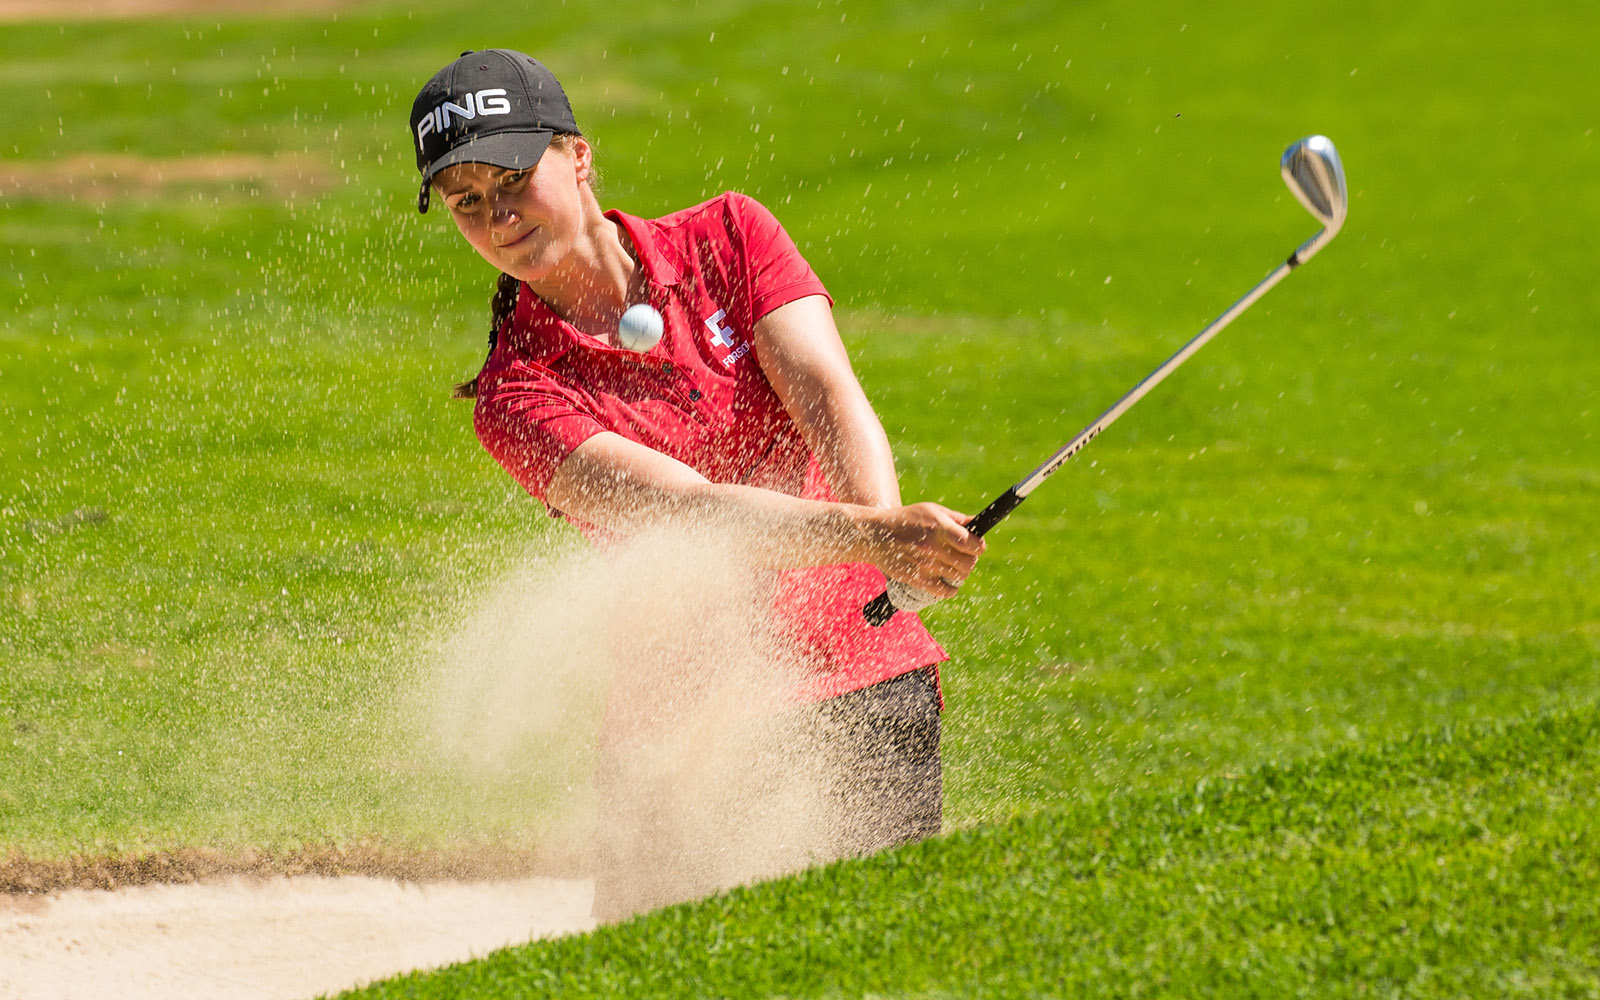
[473, 365, 607, 501]
[725, 192, 832, 325]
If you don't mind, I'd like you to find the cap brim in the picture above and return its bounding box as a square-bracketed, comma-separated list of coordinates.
[417, 129, 555, 213]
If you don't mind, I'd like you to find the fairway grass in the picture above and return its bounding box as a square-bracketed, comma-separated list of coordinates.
[1, 0, 1597, 994]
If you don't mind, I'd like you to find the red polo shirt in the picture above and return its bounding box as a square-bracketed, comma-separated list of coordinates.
[473, 192, 946, 703]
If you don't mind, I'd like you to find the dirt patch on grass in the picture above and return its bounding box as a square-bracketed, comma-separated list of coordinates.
[0, 0, 367, 19]
[0, 840, 586, 895]
[0, 153, 336, 202]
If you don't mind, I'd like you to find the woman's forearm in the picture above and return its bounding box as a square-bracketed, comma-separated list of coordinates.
[546, 432, 981, 597]
[655, 482, 877, 567]
[548, 437, 869, 566]
[620, 482, 979, 598]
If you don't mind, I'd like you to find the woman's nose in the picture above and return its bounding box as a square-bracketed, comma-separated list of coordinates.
[489, 195, 519, 227]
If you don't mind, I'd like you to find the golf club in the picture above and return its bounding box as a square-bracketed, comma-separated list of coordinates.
[864, 134, 1349, 626]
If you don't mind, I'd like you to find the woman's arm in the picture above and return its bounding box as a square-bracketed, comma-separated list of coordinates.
[544, 431, 981, 599]
[545, 293, 983, 597]
[751, 295, 903, 508]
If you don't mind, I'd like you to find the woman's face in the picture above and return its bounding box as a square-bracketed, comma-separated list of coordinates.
[434, 139, 593, 284]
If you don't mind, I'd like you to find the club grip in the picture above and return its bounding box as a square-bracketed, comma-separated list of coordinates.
[860, 486, 1026, 626]
[966, 486, 1024, 538]
[863, 590, 898, 627]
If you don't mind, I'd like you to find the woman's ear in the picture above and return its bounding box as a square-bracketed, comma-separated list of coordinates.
[571, 137, 594, 184]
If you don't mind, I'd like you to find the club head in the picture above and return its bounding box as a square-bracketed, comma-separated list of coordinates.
[1281, 135, 1347, 238]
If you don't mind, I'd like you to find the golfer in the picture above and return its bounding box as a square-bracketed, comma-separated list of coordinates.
[409, 50, 982, 919]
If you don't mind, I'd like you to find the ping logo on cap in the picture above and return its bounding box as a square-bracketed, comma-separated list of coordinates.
[415, 88, 512, 151]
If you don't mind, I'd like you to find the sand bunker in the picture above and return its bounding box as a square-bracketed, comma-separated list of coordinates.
[0, 520, 913, 996]
[0, 874, 593, 1000]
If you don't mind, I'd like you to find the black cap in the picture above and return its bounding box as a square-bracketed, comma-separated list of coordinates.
[409, 49, 580, 213]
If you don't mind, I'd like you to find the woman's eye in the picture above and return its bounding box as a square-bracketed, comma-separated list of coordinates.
[501, 171, 529, 188]
[454, 193, 481, 211]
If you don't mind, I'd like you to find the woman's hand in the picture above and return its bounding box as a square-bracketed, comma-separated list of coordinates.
[850, 503, 985, 600]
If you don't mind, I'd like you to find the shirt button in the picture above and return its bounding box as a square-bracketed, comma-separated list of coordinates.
[661, 361, 674, 374]
[689, 388, 703, 401]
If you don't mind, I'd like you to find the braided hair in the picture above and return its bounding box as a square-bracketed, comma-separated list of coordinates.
[452, 271, 521, 400]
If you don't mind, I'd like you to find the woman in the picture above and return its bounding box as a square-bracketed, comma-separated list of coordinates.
[410, 49, 983, 919]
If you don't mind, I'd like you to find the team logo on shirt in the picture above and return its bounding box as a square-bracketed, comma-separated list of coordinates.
[704, 308, 750, 369]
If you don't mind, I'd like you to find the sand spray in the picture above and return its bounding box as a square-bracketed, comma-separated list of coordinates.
[413, 526, 848, 919]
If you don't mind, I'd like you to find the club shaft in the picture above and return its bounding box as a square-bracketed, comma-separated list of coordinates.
[865, 135, 1346, 625]
[1013, 254, 1298, 500]
[863, 242, 1320, 629]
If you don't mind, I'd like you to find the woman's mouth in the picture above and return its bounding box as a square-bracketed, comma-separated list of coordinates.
[498, 226, 537, 249]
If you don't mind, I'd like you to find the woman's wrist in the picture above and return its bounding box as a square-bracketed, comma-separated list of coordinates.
[833, 503, 888, 567]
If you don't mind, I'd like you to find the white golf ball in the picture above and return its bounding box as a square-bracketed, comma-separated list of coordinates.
[617, 303, 664, 352]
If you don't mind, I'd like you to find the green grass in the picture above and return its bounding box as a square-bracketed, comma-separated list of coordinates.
[0, 0, 1596, 993]
[340, 700, 1600, 998]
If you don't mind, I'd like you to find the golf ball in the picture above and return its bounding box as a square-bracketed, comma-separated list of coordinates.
[617, 303, 664, 352]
